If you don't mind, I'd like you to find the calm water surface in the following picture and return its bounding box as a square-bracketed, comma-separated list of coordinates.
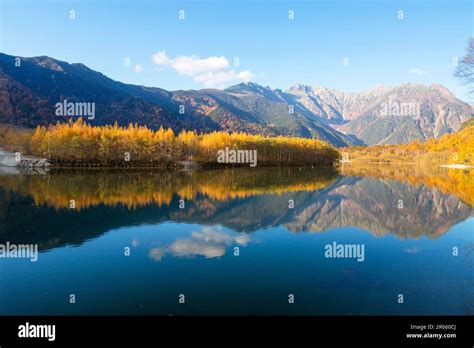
[0, 166, 472, 315]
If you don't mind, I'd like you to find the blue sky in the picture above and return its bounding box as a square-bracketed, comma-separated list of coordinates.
[0, 0, 472, 100]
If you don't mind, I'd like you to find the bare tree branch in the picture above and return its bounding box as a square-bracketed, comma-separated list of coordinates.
[454, 37, 474, 95]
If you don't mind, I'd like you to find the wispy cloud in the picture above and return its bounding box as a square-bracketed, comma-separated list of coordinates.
[152, 51, 253, 88]
[408, 68, 426, 75]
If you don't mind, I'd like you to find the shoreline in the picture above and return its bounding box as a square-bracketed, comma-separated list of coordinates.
[341, 161, 473, 169]
[440, 164, 473, 169]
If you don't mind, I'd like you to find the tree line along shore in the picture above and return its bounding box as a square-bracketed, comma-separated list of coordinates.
[1, 119, 472, 168]
[0, 119, 340, 167]
[342, 121, 474, 167]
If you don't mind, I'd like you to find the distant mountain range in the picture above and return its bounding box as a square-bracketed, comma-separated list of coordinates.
[289, 83, 473, 144]
[0, 53, 472, 147]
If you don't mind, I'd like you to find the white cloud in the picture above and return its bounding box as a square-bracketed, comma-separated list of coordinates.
[235, 234, 250, 246]
[152, 51, 253, 88]
[168, 238, 226, 258]
[152, 51, 171, 66]
[134, 64, 143, 73]
[194, 70, 253, 88]
[149, 247, 166, 261]
[147, 227, 251, 261]
[191, 227, 233, 244]
[408, 68, 426, 75]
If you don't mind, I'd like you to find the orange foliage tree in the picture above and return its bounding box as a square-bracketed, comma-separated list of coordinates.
[26, 119, 339, 167]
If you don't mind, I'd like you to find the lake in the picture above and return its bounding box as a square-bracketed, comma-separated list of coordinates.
[0, 165, 472, 315]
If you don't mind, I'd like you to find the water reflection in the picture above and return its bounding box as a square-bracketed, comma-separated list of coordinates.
[0, 166, 473, 252]
[0, 166, 472, 315]
[148, 226, 251, 261]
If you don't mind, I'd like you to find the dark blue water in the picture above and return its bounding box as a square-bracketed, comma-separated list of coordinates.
[0, 168, 472, 315]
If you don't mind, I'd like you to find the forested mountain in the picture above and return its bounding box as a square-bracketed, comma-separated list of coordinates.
[0, 53, 471, 147]
[0, 53, 355, 146]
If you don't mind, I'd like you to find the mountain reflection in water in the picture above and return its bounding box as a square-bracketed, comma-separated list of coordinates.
[0, 166, 472, 251]
[0, 165, 472, 315]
